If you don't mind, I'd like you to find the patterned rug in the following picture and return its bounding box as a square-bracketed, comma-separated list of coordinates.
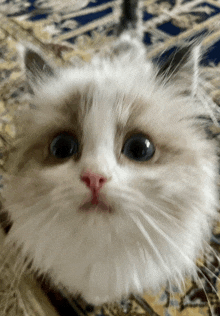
[1, 1, 220, 315]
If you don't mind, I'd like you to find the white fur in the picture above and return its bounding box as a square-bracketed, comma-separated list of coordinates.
[2, 37, 219, 306]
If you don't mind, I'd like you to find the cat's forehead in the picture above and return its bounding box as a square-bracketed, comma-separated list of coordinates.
[33, 56, 154, 107]
[36, 80, 145, 135]
[32, 65, 180, 129]
[30, 79, 189, 151]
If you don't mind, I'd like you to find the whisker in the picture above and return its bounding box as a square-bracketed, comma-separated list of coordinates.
[137, 205, 192, 255]
[112, 189, 199, 285]
[196, 274, 214, 316]
[203, 255, 220, 279]
[198, 263, 220, 288]
[132, 204, 198, 273]
[135, 202, 220, 312]
[130, 206, 188, 291]
[204, 240, 220, 265]
[112, 189, 186, 229]
[127, 211, 171, 277]
[196, 265, 220, 299]
[128, 209, 189, 292]
[112, 187, 220, 302]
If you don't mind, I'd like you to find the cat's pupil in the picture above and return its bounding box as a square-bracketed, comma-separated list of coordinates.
[122, 134, 155, 161]
[50, 134, 78, 159]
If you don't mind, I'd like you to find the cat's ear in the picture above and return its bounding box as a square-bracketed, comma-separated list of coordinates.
[18, 44, 56, 93]
[156, 44, 201, 93]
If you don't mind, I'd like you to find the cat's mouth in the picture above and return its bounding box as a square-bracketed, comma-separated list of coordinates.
[79, 199, 112, 213]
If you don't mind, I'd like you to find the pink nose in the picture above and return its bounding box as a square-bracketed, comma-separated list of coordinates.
[81, 171, 107, 192]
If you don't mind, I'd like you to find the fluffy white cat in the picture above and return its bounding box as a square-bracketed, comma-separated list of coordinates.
[1, 0, 219, 306]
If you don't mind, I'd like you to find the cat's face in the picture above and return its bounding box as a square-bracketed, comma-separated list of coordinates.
[2, 38, 219, 305]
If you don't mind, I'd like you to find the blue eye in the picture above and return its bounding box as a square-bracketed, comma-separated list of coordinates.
[122, 134, 155, 162]
[50, 134, 78, 159]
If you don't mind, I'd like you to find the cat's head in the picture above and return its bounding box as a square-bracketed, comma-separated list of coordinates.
[2, 36, 219, 305]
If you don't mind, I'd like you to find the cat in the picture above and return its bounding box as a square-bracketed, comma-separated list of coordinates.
[1, 0, 219, 307]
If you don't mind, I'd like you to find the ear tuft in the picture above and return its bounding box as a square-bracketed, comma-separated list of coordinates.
[156, 43, 202, 95]
[157, 45, 193, 79]
[18, 43, 55, 92]
[24, 48, 54, 80]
